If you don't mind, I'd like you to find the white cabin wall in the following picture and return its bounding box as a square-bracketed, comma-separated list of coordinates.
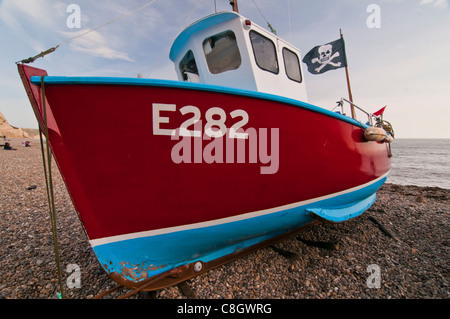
[200, 21, 257, 91]
[172, 13, 308, 103]
[173, 19, 258, 91]
[241, 23, 308, 102]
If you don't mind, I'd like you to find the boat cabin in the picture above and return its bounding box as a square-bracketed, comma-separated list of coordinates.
[169, 11, 308, 102]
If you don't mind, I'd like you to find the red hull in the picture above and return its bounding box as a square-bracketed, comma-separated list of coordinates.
[19, 65, 391, 242]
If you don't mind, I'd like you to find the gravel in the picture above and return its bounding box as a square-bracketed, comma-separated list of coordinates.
[1, 138, 448, 299]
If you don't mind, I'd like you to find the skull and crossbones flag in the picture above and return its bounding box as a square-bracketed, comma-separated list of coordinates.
[302, 38, 348, 75]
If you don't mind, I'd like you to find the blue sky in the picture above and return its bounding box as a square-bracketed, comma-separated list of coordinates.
[0, 0, 449, 138]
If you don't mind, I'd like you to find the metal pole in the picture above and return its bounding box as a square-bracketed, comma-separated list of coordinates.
[340, 29, 356, 119]
[230, 0, 239, 13]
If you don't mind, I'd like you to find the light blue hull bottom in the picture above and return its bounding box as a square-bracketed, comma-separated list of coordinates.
[91, 175, 386, 285]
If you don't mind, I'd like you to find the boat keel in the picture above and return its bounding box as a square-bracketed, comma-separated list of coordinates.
[101, 220, 320, 293]
[306, 193, 376, 223]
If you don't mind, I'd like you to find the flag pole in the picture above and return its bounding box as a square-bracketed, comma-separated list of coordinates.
[340, 29, 356, 119]
[229, 0, 239, 13]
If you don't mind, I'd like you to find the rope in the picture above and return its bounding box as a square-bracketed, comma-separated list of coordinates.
[39, 77, 65, 299]
[251, 0, 277, 34]
[16, 46, 60, 65]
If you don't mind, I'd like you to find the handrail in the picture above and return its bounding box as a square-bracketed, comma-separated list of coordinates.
[335, 98, 374, 126]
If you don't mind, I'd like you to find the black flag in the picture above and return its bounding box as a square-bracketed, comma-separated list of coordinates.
[302, 38, 347, 75]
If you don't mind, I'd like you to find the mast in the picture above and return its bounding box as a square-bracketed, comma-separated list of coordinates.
[340, 29, 356, 119]
[229, 0, 239, 13]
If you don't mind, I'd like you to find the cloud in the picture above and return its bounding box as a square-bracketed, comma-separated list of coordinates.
[0, 0, 135, 63]
[0, 0, 64, 31]
[419, 0, 449, 8]
[0, 0, 67, 55]
[59, 30, 135, 62]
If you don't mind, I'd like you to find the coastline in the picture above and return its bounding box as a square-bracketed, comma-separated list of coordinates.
[0, 138, 448, 299]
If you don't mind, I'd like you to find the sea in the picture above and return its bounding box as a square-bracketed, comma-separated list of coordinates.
[387, 139, 450, 190]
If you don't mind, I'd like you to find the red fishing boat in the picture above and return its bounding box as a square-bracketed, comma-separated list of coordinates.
[18, 8, 393, 292]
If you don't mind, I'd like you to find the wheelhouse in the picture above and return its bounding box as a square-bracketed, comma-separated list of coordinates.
[169, 11, 308, 102]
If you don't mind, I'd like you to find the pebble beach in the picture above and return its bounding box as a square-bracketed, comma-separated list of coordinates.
[0, 138, 448, 299]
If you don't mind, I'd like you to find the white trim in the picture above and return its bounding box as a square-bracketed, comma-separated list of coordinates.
[89, 171, 389, 247]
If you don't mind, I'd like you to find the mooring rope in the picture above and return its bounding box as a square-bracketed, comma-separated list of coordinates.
[39, 76, 65, 299]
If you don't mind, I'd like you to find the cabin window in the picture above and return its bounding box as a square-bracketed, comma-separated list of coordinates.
[282, 48, 302, 83]
[249, 30, 279, 74]
[203, 30, 241, 74]
[179, 50, 199, 82]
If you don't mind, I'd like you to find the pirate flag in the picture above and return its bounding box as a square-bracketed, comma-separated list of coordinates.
[302, 38, 348, 74]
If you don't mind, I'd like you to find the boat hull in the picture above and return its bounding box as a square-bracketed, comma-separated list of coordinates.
[18, 64, 391, 289]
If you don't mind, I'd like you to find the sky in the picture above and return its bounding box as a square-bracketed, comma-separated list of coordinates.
[0, 0, 449, 138]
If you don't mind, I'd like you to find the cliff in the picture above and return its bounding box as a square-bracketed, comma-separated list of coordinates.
[0, 111, 30, 138]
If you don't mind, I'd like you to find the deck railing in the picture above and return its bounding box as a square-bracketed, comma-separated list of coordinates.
[333, 98, 374, 126]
